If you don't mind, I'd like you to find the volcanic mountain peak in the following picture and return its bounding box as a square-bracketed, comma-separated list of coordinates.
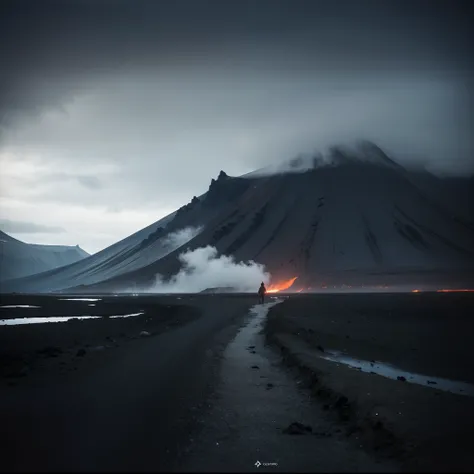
[3, 141, 473, 294]
[246, 141, 407, 178]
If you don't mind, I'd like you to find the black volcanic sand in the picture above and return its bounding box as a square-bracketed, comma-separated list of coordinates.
[0, 294, 261, 472]
[0, 294, 201, 384]
[264, 292, 474, 472]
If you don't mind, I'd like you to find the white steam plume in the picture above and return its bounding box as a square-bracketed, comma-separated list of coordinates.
[150, 246, 271, 293]
[160, 226, 203, 251]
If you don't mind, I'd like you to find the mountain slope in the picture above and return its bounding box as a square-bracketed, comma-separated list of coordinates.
[0, 231, 90, 282]
[1, 171, 252, 292]
[85, 158, 473, 292]
[3, 144, 474, 293]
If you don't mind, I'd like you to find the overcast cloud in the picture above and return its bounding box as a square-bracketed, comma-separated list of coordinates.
[0, 218, 65, 235]
[0, 0, 473, 253]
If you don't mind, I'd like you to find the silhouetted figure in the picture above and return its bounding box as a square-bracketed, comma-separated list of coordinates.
[258, 282, 267, 304]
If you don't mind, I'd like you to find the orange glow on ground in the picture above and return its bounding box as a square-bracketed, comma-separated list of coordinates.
[412, 289, 474, 293]
[436, 289, 474, 293]
[267, 277, 298, 293]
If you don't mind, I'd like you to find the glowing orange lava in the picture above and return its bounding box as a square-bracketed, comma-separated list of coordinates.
[267, 276, 298, 293]
[412, 289, 474, 293]
[436, 289, 474, 293]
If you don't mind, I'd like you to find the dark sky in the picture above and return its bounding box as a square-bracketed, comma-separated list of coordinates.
[0, 0, 473, 253]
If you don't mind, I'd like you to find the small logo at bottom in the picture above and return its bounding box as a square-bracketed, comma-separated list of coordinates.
[255, 460, 262, 468]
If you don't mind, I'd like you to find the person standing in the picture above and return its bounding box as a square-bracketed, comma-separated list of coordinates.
[258, 282, 267, 304]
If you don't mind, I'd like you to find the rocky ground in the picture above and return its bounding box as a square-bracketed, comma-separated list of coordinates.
[264, 292, 474, 472]
[2, 291, 473, 472]
[0, 293, 261, 472]
[0, 294, 202, 387]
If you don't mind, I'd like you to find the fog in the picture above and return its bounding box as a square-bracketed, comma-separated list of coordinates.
[244, 141, 401, 177]
[148, 246, 270, 293]
[1, 0, 473, 253]
[159, 226, 203, 253]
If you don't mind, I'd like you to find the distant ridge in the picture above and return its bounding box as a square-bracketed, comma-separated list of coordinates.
[3, 141, 473, 293]
[0, 230, 90, 281]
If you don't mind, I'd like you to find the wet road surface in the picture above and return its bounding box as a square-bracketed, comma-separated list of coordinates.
[178, 300, 398, 472]
[0, 296, 398, 472]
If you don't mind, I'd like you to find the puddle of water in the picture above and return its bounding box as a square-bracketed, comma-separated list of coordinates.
[88, 304, 96, 307]
[0, 311, 146, 325]
[321, 350, 474, 397]
[59, 298, 101, 302]
[0, 316, 102, 326]
[180, 299, 397, 472]
[0, 305, 41, 309]
[224, 300, 283, 365]
[109, 312, 144, 319]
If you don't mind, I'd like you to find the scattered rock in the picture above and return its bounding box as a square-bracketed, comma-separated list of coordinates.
[313, 431, 332, 438]
[76, 349, 86, 357]
[247, 346, 255, 349]
[266, 383, 274, 390]
[283, 422, 312, 435]
[334, 396, 349, 409]
[139, 331, 151, 337]
[7, 365, 30, 378]
[317, 345, 325, 352]
[374, 421, 384, 430]
[346, 426, 360, 436]
[397, 376, 407, 382]
[427, 380, 437, 385]
[90, 346, 105, 352]
[370, 371, 376, 375]
[38, 346, 62, 358]
[251, 365, 260, 370]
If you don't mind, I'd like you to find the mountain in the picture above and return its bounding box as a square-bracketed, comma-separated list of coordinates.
[0, 170, 250, 293]
[0, 231, 90, 282]
[2, 142, 474, 293]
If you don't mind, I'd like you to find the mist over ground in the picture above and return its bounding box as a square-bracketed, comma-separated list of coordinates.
[146, 246, 270, 293]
